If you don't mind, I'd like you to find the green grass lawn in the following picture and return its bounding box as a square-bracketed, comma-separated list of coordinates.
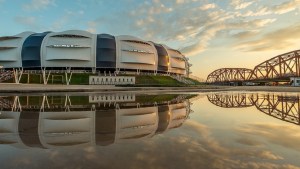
[11, 73, 93, 85]
[134, 75, 185, 87]
[3, 73, 198, 87]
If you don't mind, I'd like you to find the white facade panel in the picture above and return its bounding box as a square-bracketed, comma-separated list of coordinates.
[0, 111, 25, 148]
[0, 38, 21, 47]
[121, 52, 154, 65]
[116, 35, 158, 71]
[38, 111, 95, 148]
[115, 107, 158, 141]
[45, 48, 91, 61]
[170, 58, 186, 69]
[167, 103, 187, 129]
[0, 32, 34, 68]
[163, 45, 187, 75]
[41, 30, 97, 68]
[0, 49, 18, 61]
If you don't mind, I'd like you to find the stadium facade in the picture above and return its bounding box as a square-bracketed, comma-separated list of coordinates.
[0, 30, 191, 83]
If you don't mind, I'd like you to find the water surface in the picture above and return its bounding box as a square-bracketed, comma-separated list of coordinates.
[0, 92, 299, 169]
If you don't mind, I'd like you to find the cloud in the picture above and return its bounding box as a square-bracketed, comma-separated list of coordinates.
[236, 137, 263, 146]
[23, 0, 55, 11]
[28, 0, 297, 58]
[237, 7, 272, 17]
[231, 30, 260, 40]
[231, 0, 254, 10]
[49, 9, 85, 31]
[234, 22, 300, 52]
[271, 0, 300, 14]
[129, 1, 278, 56]
[237, 122, 300, 151]
[14, 16, 36, 27]
[86, 21, 97, 33]
[259, 151, 283, 160]
[200, 3, 216, 10]
[237, 0, 300, 17]
[2, 119, 300, 169]
[182, 24, 226, 56]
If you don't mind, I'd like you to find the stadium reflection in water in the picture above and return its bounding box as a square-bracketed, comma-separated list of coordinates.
[1, 92, 300, 169]
[0, 93, 194, 149]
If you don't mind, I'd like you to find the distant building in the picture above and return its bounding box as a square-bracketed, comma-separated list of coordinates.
[290, 77, 300, 86]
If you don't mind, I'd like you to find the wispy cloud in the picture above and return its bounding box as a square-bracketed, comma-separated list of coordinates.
[234, 22, 300, 52]
[14, 16, 36, 27]
[231, 30, 260, 40]
[49, 9, 85, 31]
[6, 0, 300, 58]
[237, 0, 300, 17]
[86, 21, 97, 33]
[231, 0, 254, 10]
[200, 3, 216, 10]
[237, 122, 300, 151]
[23, 0, 55, 11]
[271, 0, 300, 14]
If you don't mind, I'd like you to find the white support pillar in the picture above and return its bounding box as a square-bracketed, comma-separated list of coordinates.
[115, 68, 120, 75]
[13, 68, 23, 84]
[12, 96, 21, 112]
[64, 95, 72, 112]
[40, 95, 49, 112]
[64, 95, 72, 107]
[27, 72, 30, 83]
[42, 68, 51, 85]
[115, 103, 120, 109]
[65, 72, 73, 85]
[91, 104, 96, 111]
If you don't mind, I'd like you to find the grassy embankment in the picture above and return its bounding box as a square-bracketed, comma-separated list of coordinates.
[4, 74, 202, 86]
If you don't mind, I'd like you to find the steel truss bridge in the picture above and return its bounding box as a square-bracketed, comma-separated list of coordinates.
[207, 50, 300, 83]
[207, 93, 300, 125]
[206, 68, 253, 84]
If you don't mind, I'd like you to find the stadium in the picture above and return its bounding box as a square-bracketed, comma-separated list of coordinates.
[0, 30, 191, 84]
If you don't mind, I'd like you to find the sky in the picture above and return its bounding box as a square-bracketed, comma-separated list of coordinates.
[0, 0, 300, 79]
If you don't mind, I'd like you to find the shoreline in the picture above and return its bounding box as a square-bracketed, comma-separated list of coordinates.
[0, 84, 299, 93]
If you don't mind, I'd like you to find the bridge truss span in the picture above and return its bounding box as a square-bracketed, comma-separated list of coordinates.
[206, 68, 253, 83]
[250, 50, 300, 80]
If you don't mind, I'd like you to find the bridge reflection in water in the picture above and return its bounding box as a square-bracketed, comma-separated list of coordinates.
[0, 93, 194, 149]
[207, 93, 300, 125]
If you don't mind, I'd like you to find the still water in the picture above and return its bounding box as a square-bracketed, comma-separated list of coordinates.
[0, 92, 299, 169]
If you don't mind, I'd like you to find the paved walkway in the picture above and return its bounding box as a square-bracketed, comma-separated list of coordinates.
[0, 83, 214, 93]
[0, 83, 299, 93]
